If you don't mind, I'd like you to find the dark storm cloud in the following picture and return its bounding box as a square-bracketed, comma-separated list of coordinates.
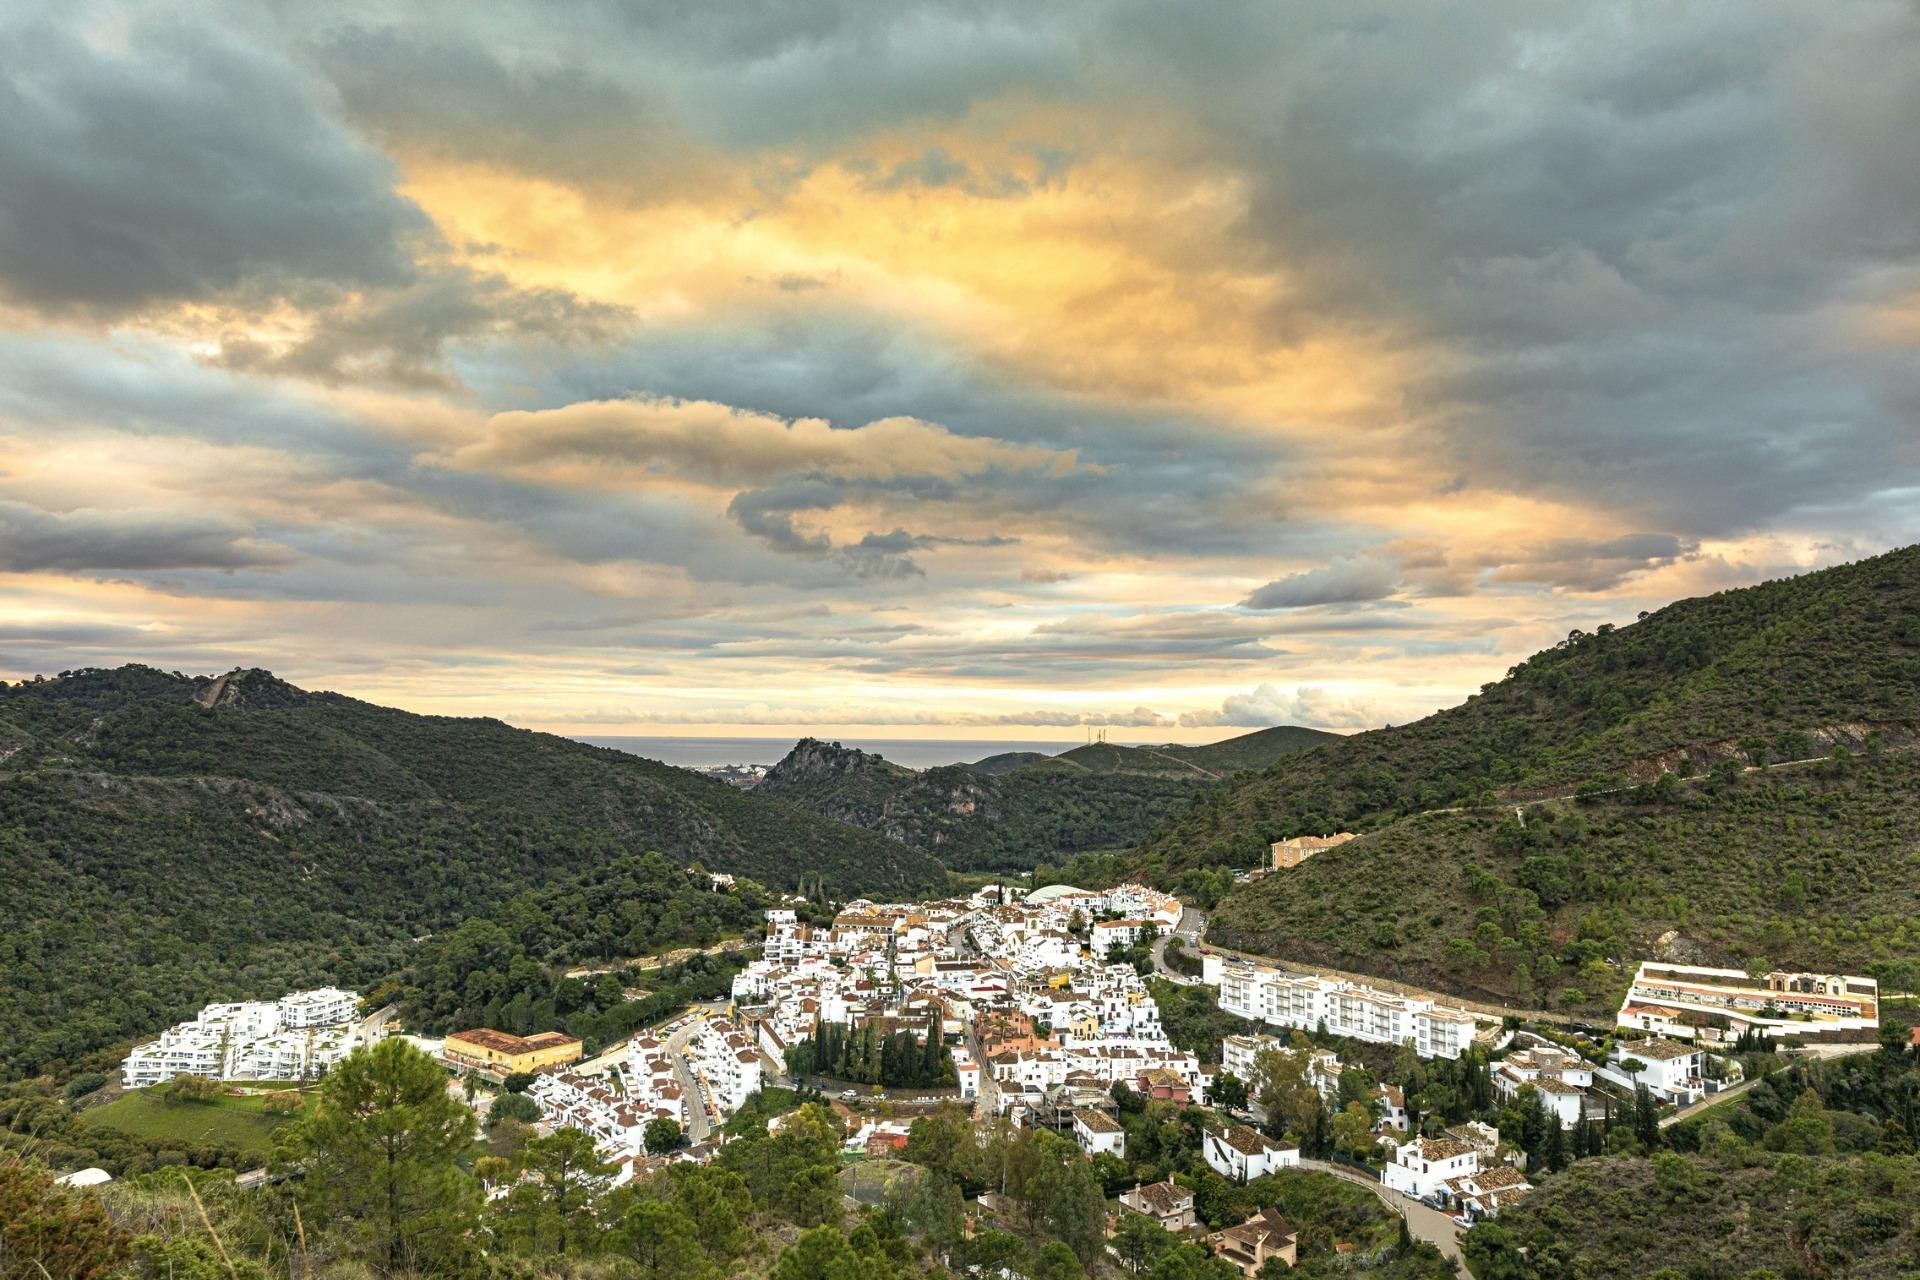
[0, 501, 292, 572]
[0, 16, 425, 315]
[1090, 1, 1920, 535]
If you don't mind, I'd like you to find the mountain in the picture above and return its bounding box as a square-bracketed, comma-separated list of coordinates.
[1136, 544, 1920, 879]
[1156, 544, 1920, 1014]
[963, 750, 1054, 775]
[0, 666, 943, 1079]
[758, 726, 1339, 872]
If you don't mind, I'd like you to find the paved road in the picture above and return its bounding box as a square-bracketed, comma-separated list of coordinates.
[1149, 908, 1205, 983]
[1296, 1159, 1469, 1280]
[666, 1012, 716, 1142]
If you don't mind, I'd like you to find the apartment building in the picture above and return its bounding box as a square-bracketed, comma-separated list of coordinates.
[122, 988, 371, 1088]
[1211, 958, 1479, 1059]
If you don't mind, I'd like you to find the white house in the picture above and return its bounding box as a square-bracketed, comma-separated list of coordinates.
[1072, 1108, 1126, 1157]
[1383, 1135, 1479, 1202]
[1598, 1037, 1704, 1106]
[1493, 1046, 1592, 1128]
[1203, 1123, 1299, 1181]
[951, 1045, 981, 1099]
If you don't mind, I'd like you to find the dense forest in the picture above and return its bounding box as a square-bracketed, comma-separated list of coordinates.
[1131, 543, 1920, 880]
[0, 666, 939, 1080]
[757, 726, 1337, 872]
[387, 852, 764, 1050]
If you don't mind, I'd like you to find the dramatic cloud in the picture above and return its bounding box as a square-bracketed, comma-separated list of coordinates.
[0, 1, 1914, 736]
[0, 16, 424, 315]
[455, 398, 1078, 488]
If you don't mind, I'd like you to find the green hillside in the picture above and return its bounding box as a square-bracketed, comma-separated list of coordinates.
[759, 726, 1337, 871]
[1208, 751, 1920, 1013]
[0, 666, 941, 1079]
[1136, 544, 1920, 879]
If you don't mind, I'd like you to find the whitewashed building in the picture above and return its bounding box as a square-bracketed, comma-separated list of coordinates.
[1383, 1135, 1479, 1201]
[1209, 958, 1478, 1059]
[122, 988, 371, 1088]
[1203, 1123, 1298, 1181]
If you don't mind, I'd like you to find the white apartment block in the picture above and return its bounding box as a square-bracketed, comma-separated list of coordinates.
[122, 988, 370, 1089]
[1209, 957, 1479, 1059]
[1220, 1034, 1345, 1101]
[1090, 919, 1150, 953]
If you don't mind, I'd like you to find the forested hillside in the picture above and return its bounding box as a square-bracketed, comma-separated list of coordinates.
[758, 725, 1337, 872]
[1137, 544, 1920, 878]
[1208, 749, 1920, 1013]
[0, 666, 941, 1079]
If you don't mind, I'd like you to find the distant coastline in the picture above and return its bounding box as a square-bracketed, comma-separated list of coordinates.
[576, 734, 1082, 771]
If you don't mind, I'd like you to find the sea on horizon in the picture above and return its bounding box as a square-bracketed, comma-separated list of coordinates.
[575, 734, 1084, 771]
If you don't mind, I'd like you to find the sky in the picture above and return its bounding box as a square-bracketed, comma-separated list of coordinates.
[1, 1, 1916, 741]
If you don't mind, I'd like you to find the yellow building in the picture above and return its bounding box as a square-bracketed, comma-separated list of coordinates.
[443, 1028, 583, 1079]
[1270, 832, 1356, 869]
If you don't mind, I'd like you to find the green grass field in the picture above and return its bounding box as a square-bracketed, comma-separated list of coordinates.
[83, 1090, 290, 1158]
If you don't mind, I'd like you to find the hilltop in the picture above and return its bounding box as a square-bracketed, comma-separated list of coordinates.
[759, 725, 1339, 872]
[0, 666, 942, 1079]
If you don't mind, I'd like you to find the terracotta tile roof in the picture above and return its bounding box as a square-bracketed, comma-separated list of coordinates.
[1407, 1136, 1474, 1162]
[1127, 1181, 1192, 1215]
[1211, 1123, 1286, 1157]
[1075, 1108, 1123, 1134]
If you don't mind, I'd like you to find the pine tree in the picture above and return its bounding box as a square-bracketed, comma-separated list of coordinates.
[275, 1039, 480, 1273]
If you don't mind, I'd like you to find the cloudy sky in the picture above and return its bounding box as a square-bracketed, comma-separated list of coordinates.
[2, 1, 1916, 739]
